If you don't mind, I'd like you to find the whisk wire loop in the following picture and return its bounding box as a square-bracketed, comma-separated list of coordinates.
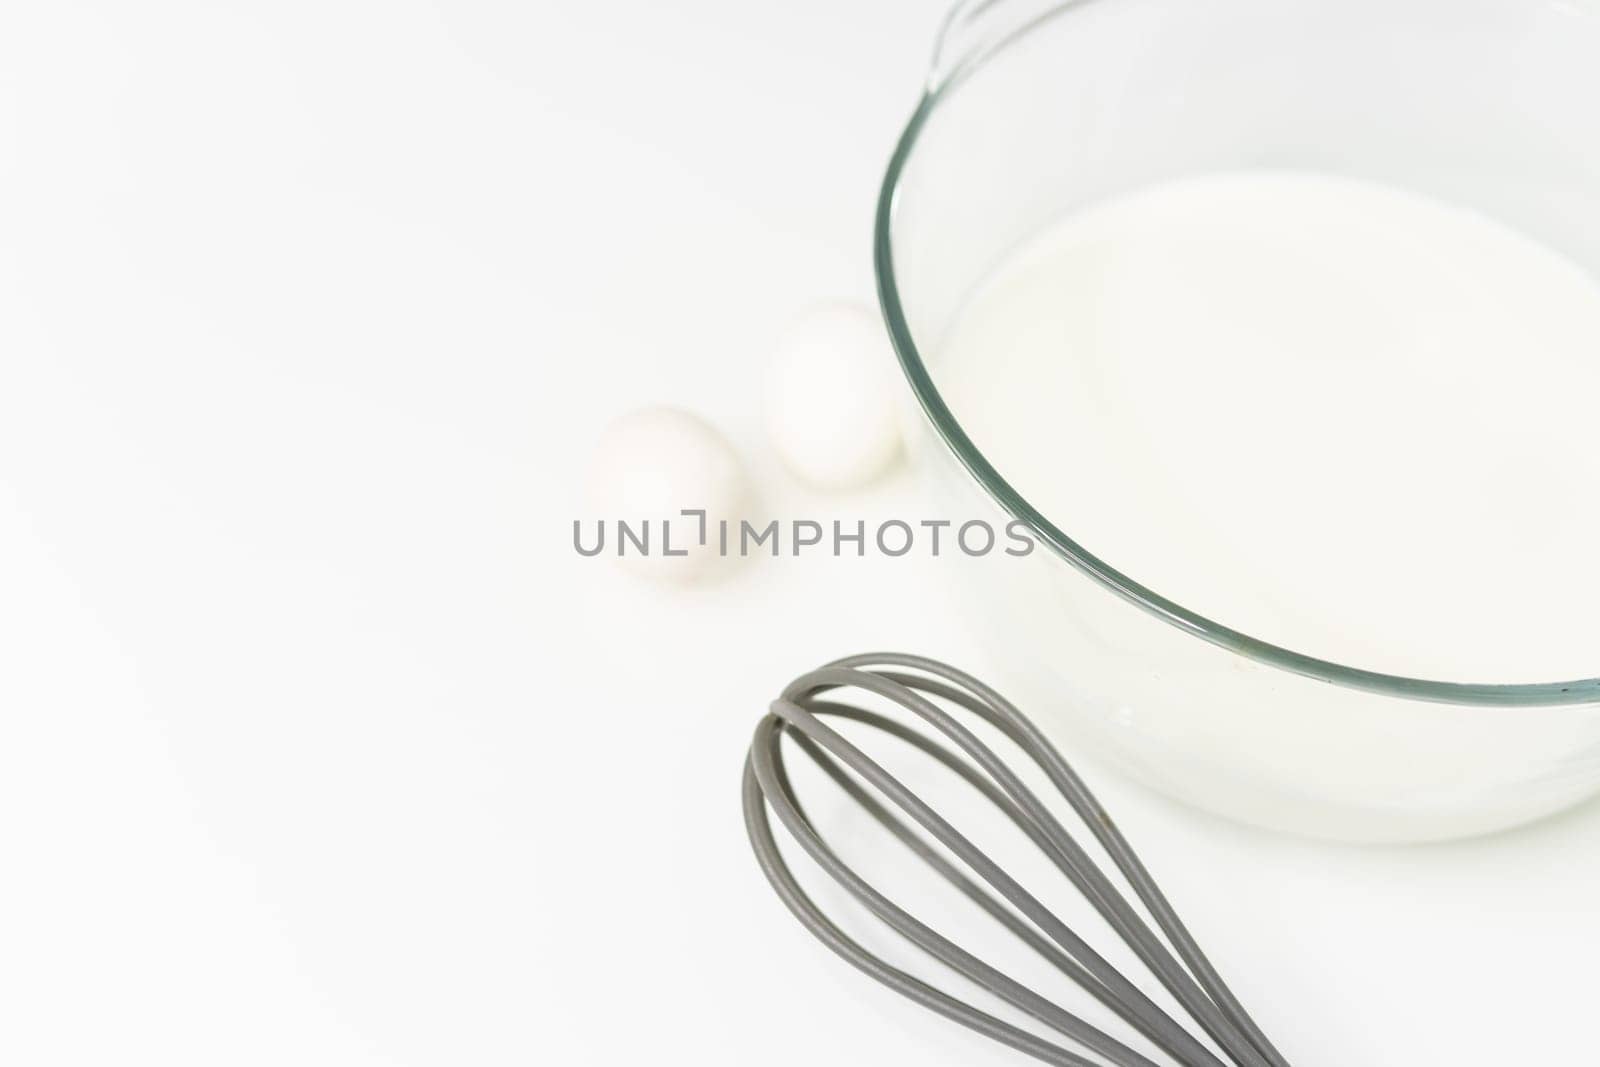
[743, 654, 1290, 1067]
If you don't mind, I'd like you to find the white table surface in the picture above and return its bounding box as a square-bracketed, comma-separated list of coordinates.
[2, 2, 1597, 1064]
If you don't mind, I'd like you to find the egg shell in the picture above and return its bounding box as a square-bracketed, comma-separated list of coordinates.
[765, 302, 904, 489]
[585, 407, 747, 582]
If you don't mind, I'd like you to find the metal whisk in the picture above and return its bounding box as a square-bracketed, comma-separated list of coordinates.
[742, 653, 1289, 1067]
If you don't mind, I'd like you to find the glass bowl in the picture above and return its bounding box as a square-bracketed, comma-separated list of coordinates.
[875, 0, 1600, 841]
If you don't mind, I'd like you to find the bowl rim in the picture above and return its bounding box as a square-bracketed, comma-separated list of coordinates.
[873, 88, 1600, 709]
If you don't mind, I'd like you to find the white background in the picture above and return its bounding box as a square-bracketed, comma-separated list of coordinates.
[2, 2, 1597, 1064]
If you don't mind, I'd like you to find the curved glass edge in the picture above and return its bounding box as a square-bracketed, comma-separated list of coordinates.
[873, 90, 1600, 709]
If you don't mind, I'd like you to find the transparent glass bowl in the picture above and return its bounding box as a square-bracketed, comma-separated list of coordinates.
[876, 0, 1600, 841]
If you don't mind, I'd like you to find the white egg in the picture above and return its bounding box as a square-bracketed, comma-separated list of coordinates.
[765, 301, 904, 489]
[584, 407, 748, 583]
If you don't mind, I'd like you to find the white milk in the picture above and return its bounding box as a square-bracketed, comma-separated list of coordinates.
[937, 172, 1600, 685]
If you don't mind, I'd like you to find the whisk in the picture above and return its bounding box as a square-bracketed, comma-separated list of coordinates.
[742, 653, 1290, 1067]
